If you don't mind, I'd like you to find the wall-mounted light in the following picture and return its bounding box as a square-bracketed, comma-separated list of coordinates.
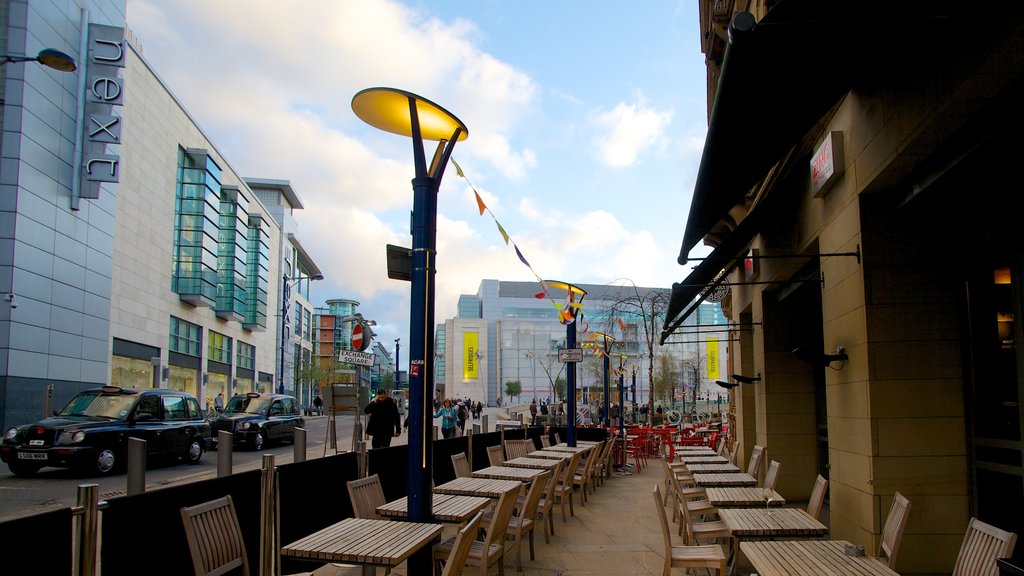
[5, 293, 16, 309]
[1, 48, 77, 72]
[792, 346, 848, 368]
[715, 372, 761, 389]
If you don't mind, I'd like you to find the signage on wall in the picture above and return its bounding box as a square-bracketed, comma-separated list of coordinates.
[463, 332, 479, 379]
[79, 24, 126, 201]
[810, 131, 844, 198]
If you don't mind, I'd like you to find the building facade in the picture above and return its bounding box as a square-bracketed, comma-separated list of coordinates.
[663, 2, 1024, 572]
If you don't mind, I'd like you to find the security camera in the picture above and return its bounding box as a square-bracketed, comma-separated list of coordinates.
[5, 293, 15, 309]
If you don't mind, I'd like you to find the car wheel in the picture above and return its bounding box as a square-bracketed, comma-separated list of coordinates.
[93, 447, 118, 475]
[253, 430, 266, 451]
[186, 438, 204, 465]
[7, 459, 43, 477]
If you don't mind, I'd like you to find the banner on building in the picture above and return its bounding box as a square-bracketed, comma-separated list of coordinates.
[706, 337, 719, 380]
[463, 332, 479, 379]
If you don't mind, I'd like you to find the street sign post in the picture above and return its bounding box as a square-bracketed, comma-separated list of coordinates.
[339, 349, 375, 367]
[558, 348, 583, 363]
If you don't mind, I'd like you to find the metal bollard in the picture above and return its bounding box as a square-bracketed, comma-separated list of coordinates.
[127, 437, 146, 495]
[433, 425, 439, 440]
[259, 454, 275, 576]
[77, 483, 99, 576]
[294, 427, 306, 462]
[217, 431, 233, 477]
[467, 430, 474, 470]
[357, 441, 367, 478]
[328, 415, 337, 450]
[481, 414, 489, 433]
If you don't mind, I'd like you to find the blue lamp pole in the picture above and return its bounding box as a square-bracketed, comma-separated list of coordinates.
[353, 88, 466, 576]
[545, 281, 585, 447]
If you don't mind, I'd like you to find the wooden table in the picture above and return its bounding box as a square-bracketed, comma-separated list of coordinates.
[527, 449, 574, 460]
[472, 465, 546, 482]
[376, 493, 490, 524]
[705, 487, 786, 507]
[692, 472, 758, 486]
[545, 444, 593, 454]
[719, 507, 829, 575]
[433, 477, 523, 499]
[686, 462, 741, 473]
[679, 455, 728, 464]
[282, 517, 442, 572]
[502, 457, 562, 471]
[676, 447, 717, 456]
[741, 540, 900, 576]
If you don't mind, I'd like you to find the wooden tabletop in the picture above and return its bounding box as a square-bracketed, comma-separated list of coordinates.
[472, 465, 546, 482]
[718, 507, 828, 538]
[686, 462, 741, 473]
[679, 455, 729, 464]
[502, 457, 562, 471]
[376, 493, 490, 524]
[282, 517, 442, 567]
[527, 449, 574, 460]
[433, 477, 523, 499]
[545, 444, 593, 453]
[741, 540, 900, 576]
[692, 472, 758, 486]
[705, 487, 786, 507]
[676, 447, 717, 455]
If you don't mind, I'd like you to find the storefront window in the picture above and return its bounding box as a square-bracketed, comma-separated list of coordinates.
[111, 356, 154, 388]
[168, 365, 198, 399]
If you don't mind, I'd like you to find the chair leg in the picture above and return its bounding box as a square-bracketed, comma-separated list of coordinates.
[528, 529, 535, 560]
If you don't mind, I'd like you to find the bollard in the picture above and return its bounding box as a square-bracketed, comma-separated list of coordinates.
[77, 483, 99, 576]
[328, 415, 337, 450]
[217, 431, 233, 477]
[433, 425, 439, 440]
[482, 414, 489, 433]
[259, 454, 275, 576]
[357, 441, 367, 478]
[126, 437, 146, 495]
[472, 422, 480, 435]
[294, 427, 306, 462]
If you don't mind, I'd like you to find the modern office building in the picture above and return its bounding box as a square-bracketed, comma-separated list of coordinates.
[441, 279, 726, 408]
[0, 0, 320, 430]
[662, 2, 1024, 572]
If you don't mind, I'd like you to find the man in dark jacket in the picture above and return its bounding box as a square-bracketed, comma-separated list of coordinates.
[364, 389, 401, 448]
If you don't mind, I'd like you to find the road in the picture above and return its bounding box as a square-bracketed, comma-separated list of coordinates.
[0, 412, 373, 521]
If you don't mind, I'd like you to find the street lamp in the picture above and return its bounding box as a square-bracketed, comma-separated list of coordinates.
[542, 280, 586, 446]
[352, 87, 466, 567]
[1, 48, 77, 72]
[394, 338, 401, 390]
[588, 332, 615, 428]
[278, 272, 324, 396]
[524, 350, 538, 402]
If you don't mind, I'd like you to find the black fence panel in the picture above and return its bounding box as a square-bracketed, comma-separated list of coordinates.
[432, 435, 469, 484]
[100, 469, 262, 576]
[0, 506, 72, 573]
[470, 431, 501, 470]
[278, 452, 358, 545]
[366, 444, 409, 502]
[547, 426, 609, 443]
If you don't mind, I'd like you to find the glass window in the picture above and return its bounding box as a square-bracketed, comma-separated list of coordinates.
[135, 396, 162, 420]
[110, 356, 155, 388]
[237, 341, 255, 370]
[208, 331, 232, 364]
[169, 317, 202, 357]
[163, 395, 189, 420]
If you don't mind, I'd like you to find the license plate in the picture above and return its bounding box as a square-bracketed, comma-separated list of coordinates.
[17, 452, 47, 461]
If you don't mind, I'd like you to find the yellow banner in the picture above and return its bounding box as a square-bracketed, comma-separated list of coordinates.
[706, 337, 719, 380]
[464, 332, 479, 379]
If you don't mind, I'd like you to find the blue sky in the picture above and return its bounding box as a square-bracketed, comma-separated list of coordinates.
[127, 0, 711, 352]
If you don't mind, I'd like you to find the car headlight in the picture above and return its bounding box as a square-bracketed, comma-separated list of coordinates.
[246, 422, 258, 430]
[5, 427, 19, 441]
[71, 430, 86, 443]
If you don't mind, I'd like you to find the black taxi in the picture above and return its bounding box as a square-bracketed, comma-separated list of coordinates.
[208, 393, 304, 450]
[1, 386, 211, 476]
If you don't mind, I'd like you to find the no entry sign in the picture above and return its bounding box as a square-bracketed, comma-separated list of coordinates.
[352, 323, 368, 351]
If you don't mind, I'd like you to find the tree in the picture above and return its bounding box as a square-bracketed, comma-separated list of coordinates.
[378, 370, 395, 391]
[653, 352, 676, 406]
[553, 377, 567, 403]
[298, 357, 345, 406]
[504, 380, 522, 403]
[534, 351, 566, 402]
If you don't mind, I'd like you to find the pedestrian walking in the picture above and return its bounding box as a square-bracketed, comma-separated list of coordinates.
[214, 392, 224, 413]
[529, 399, 538, 425]
[433, 399, 458, 439]
[363, 389, 401, 449]
[312, 394, 323, 416]
[456, 401, 469, 435]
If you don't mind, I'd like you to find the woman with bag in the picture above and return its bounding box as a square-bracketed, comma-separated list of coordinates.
[433, 398, 458, 439]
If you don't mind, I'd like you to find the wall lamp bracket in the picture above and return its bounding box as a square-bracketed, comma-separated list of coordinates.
[792, 346, 848, 368]
[731, 373, 762, 384]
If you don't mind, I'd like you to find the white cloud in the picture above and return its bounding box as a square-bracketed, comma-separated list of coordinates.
[591, 93, 675, 167]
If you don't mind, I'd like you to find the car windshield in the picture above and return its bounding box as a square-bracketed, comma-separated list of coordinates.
[224, 395, 272, 415]
[59, 391, 137, 419]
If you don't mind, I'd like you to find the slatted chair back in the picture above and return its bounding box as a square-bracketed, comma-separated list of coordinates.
[763, 460, 781, 491]
[440, 510, 484, 576]
[540, 434, 552, 448]
[451, 452, 472, 478]
[536, 459, 563, 542]
[486, 444, 505, 466]
[504, 439, 533, 459]
[346, 474, 386, 519]
[878, 492, 912, 568]
[746, 445, 765, 478]
[727, 441, 741, 465]
[485, 486, 521, 554]
[653, 484, 727, 575]
[806, 474, 828, 521]
[952, 518, 1018, 576]
[180, 495, 250, 576]
[505, 471, 551, 570]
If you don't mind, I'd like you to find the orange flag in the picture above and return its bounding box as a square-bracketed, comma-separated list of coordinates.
[474, 191, 487, 215]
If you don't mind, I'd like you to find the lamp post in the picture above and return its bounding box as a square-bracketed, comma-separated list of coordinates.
[279, 273, 324, 396]
[1, 48, 76, 72]
[589, 332, 615, 428]
[631, 364, 638, 423]
[524, 350, 538, 402]
[394, 338, 401, 390]
[617, 354, 627, 436]
[352, 87, 466, 573]
[541, 280, 585, 446]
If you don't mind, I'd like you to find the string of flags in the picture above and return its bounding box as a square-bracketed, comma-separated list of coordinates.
[452, 157, 584, 325]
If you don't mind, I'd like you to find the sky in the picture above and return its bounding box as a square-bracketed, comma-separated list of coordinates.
[125, 0, 711, 354]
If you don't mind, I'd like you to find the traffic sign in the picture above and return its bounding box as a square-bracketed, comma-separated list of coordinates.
[352, 323, 367, 351]
[339, 349, 375, 367]
[558, 348, 583, 363]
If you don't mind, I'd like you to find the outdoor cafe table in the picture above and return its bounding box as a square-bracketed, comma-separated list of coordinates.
[472, 465, 547, 482]
[679, 454, 729, 464]
[676, 446, 716, 454]
[282, 517, 442, 575]
[705, 487, 786, 507]
[546, 444, 594, 454]
[686, 462, 742, 473]
[527, 449, 574, 460]
[376, 493, 490, 524]
[741, 540, 900, 576]
[692, 472, 758, 487]
[502, 457, 562, 472]
[433, 477, 523, 499]
[719, 507, 829, 575]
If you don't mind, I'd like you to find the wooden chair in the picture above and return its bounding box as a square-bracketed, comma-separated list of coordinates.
[539, 434, 551, 448]
[952, 517, 1018, 576]
[877, 492, 911, 568]
[676, 472, 731, 546]
[746, 445, 765, 480]
[763, 460, 781, 491]
[434, 485, 520, 576]
[346, 474, 386, 519]
[554, 451, 582, 521]
[451, 452, 472, 478]
[486, 444, 506, 467]
[485, 471, 549, 570]
[534, 459, 563, 543]
[504, 439, 532, 460]
[806, 474, 828, 521]
[594, 438, 616, 485]
[572, 441, 603, 504]
[438, 510, 485, 576]
[653, 485, 727, 576]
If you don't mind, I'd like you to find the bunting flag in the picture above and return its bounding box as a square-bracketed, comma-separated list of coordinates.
[617, 317, 627, 331]
[453, 156, 583, 324]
